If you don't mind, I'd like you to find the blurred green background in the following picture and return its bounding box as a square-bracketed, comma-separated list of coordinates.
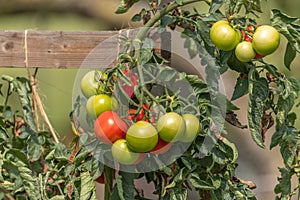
[0, 0, 299, 199]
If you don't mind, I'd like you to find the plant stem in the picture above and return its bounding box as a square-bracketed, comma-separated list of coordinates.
[135, 0, 201, 41]
[104, 166, 114, 200]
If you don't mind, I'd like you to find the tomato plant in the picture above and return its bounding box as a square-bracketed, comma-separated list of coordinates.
[1, 0, 300, 200]
[94, 111, 128, 144]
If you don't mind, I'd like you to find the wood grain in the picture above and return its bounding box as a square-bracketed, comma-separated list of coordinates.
[0, 30, 167, 69]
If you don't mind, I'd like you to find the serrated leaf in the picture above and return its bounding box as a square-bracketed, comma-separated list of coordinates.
[274, 168, 291, 196]
[221, 137, 238, 163]
[271, 9, 300, 52]
[284, 43, 296, 70]
[248, 68, 269, 148]
[280, 127, 298, 168]
[231, 76, 249, 101]
[115, 0, 140, 14]
[17, 162, 41, 200]
[80, 171, 97, 200]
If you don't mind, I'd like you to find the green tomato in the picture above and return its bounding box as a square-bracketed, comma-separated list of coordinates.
[80, 71, 107, 98]
[179, 114, 200, 143]
[252, 25, 280, 56]
[111, 139, 140, 165]
[235, 41, 256, 62]
[156, 112, 186, 142]
[126, 121, 158, 153]
[86, 94, 118, 118]
[210, 20, 241, 51]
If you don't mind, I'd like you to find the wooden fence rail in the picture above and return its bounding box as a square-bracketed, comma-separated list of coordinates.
[0, 30, 169, 69]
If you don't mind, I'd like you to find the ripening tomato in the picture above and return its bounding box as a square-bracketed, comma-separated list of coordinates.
[235, 41, 256, 63]
[150, 137, 172, 154]
[126, 121, 158, 153]
[94, 111, 128, 144]
[252, 25, 280, 56]
[179, 114, 201, 143]
[156, 112, 186, 142]
[86, 94, 118, 118]
[210, 20, 241, 51]
[111, 139, 141, 165]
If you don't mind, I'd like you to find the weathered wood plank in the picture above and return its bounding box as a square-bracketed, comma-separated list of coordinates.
[0, 30, 165, 69]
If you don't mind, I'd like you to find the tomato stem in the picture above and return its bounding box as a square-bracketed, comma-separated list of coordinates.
[135, 0, 202, 41]
[104, 166, 114, 200]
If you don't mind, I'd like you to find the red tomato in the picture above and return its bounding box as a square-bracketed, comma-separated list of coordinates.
[254, 53, 264, 59]
[127, 108, 145, 122]
[94, 111, 128, 144]
[150, 137, 172, 154]
[127, 104, 156, 123]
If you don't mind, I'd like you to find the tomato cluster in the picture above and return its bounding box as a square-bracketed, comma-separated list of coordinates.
[109, 111, 200, 165]
[210, 20, 280, 62]
[80, 70, 201, 165]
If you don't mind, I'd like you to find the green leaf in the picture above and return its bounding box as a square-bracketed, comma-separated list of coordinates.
[248, 68, 269, 148]
[284, 43, 296, 70]
[190, 173, 221, 190]
[131, 14, 142, 22]
[17, 161, 41, 200]
[270, 124, 286, 149]
[161, 15, 176, 28]
[274, 168, 291, 196]
[7, 149, 29, 166]
[209, 0, 223, 13]
[221, 138, 238, 163]
[175, 0, 183, 5]
[169, 188, 188, 200]
[227, 53, 249, 73]
[271, 9, 300, 52]
[50, 196, 65, 200]
[80, 171, 97, 200]
[111, 172, 135, 200]
[280, 127, 298, 168]
[27, 135, 42, 162]
[115, 0, 140, 14]
[231, 76, 249, 101]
